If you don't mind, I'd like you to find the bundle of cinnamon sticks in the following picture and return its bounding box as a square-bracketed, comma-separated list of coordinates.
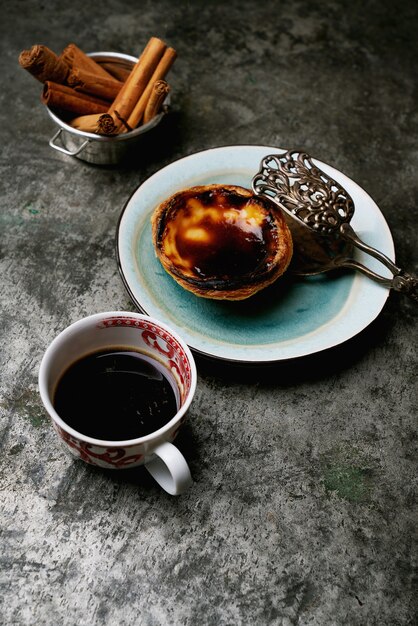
[18, 37, 175, 135]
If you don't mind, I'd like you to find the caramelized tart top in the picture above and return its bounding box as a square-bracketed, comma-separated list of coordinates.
[152, 185, 293, 295]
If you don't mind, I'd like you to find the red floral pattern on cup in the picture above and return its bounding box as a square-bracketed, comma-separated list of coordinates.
[55, 423, 144, 468]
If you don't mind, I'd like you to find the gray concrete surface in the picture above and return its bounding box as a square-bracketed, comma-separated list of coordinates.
[1, 1, 417, 624]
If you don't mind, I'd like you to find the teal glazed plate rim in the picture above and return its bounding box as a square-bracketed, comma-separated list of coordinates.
[116, 145, 394, 364]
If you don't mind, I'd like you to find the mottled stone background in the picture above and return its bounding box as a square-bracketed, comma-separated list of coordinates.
[0, 1, 417, 624]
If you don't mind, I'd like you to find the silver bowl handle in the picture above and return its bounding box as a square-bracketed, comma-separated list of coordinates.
[49, 128, 91, 157]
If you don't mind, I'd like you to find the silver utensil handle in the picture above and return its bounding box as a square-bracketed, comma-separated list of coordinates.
[337, 258, 393, 287]
[341, 224, 418, 301]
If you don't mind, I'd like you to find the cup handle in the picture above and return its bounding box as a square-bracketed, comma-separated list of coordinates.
[145, 442, 192, 495]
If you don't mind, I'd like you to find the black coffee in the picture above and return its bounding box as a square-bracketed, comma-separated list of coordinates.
[53, 348, 178, 440]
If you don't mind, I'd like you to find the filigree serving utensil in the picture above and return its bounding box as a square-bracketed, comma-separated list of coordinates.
[252, 150, 418, 301]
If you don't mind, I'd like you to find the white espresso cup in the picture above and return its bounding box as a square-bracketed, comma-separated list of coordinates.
[38, 311, 197, 495]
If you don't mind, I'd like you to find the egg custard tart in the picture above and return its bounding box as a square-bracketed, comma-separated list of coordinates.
[151, 184, 293, 300]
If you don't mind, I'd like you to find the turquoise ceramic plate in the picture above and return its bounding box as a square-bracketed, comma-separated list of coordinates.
[116, 145, 394, 363]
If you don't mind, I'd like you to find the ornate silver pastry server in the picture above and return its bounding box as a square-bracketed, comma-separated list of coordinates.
[252, 151, 418, 301]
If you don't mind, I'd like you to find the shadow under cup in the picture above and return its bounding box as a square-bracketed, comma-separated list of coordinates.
[38, 312, 197, 494]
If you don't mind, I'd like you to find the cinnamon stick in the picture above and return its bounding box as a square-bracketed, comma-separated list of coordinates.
[108, 36, 167, 131]
[61, 43, 117, 81]
[99, 62, 132, 82]
[70, 113, 117, 135]
[42, 82, 109, 115]
[67, 68, 123, 101]
[97, 114, 118, 135]
[125, 47, 177, 130]
[143, 80, 170, 124]
[19, 44, 70, 84]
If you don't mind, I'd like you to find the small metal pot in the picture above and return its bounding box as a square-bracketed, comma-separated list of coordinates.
[46, 51, 170, 165]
